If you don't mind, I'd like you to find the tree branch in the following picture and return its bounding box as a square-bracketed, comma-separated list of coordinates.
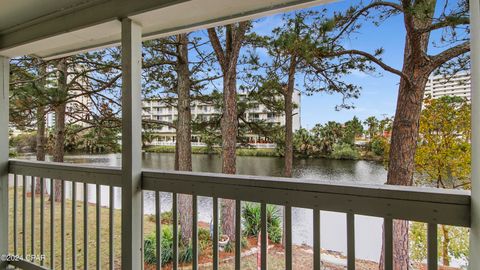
[207, 28, 227, 71]
[327, 49, 410, 83]
[418, 16, 470, 33]
[429, 41, 470, 73]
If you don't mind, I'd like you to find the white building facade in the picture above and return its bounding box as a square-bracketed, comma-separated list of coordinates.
[143, 90, 301, 148]
[45, 90, 93, 128]
[424, 72, 471, 100]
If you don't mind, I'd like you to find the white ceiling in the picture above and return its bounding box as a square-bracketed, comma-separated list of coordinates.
[0, 0, 333, 59]
[0, 0, 100, 33]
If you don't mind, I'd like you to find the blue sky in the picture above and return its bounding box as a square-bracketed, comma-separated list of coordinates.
[248, 0, 469, 129]
[251, 1, 408, 128]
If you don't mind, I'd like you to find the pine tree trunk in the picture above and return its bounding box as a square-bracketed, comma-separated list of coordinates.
[176, 33, 194, 245]
[283, 56, 296, 178]
[53, 58, 67, 202]
[221, 67, 238, 241]
[381, 63, 429, 270]
[381, 1, 437, 268]
[379, 220, 410, 270]
[441, 225, 450, 266]
[221, 68, 238, 175]
[35, 104, 46, 194]
[207, 23, 248, 242]
[35, 62, 47, 194]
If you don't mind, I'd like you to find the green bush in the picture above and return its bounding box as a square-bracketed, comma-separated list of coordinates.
[144, 226, 174, 266]
[331, 143, 359, 160]
[160, 211, 173, 224]
[242, 203, 282, 243]
[10, 132, 36, 153]
[9, 150, 17, 158]
[409, 222, 469, 266]
[144, 226, 212, 266]
[370, 136, 387, 156]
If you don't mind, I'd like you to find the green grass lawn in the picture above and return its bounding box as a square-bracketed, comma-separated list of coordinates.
[7, 187, 159, 269]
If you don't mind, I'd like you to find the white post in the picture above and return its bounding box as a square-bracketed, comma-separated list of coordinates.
[0, 57, 9, 270]
[121, 18, 143, 270]
[470, 0, 480, 268]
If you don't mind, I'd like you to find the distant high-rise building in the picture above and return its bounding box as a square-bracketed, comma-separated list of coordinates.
[46, 90, 93, 128]
[424, 72, 471, 100]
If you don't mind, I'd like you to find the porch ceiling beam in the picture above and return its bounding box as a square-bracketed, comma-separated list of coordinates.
[0, 0, 187, 51]
[0, 0, 333, 59]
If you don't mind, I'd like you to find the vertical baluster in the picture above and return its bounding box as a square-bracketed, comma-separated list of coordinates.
[84, 183, 89, 270]
[172, 193, 178, 270]
[61, 180, 66, 269]
[23, 175, 26, 259]
[50, 179, 55, 268]
[235, 200, 241, 270]
[347, 213, 355, 270]
[260, 203, 267, 270]
[313, 209, 321, 270]
[109, 186, 114, 270]
[427, 223, 438, 270]
[73, 182, 77, 269]
[40, 178, 45, 266]
[13, 174, 17, 255]
[31, 176, 35, 261]
[192, 195, 198, 270]
[141, 190, 144, 267]
[213, 197, 219, 270]
[285, 205, 292, 270]
[155, 192, 161, 270]
[383, 218, 393, 270]
[97, 185, 101, 270]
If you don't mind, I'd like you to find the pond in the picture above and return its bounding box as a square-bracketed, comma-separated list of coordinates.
[18, 152, 387, 262]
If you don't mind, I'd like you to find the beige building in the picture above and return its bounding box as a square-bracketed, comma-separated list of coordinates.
[424, 72, 471, 100]
[142, 90, 301, 148]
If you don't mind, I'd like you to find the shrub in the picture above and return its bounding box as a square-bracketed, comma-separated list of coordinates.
[160, 211, 173, 224]
[242, 203, 283, 243]
[144, 226, 211, 266]
[331, 143, 359, 160]
[223, 241, 234, 253]
[198, 228, 211, 253]
[144, 226, 174, 266]
[10, 132, 36, 153]
[370, 136, 387, 156]
[9, 150, 17, 158]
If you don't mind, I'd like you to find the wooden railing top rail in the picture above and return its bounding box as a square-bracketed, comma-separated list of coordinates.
[7, 160, 471, 227]
[8, 159, 122, 187]
[143, 169, 471, 227]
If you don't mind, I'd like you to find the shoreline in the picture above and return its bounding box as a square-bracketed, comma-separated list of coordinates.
[143, 145, 385, 162]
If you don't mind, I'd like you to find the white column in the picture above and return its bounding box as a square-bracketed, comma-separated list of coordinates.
[0, 57, 9, 270]
[470, 0, 480, 268]
[121, 18, 143, 270]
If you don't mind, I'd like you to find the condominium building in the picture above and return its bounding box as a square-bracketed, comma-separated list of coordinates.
[142, 90, 301, 147]
[424, 72, 471, 100]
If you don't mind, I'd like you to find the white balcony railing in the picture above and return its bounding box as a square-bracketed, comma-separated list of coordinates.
[6, 159, 471, 270]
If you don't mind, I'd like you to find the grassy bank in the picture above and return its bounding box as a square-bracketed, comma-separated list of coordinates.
[145, 145, 384, 162]
[145, 146, 279, 157]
